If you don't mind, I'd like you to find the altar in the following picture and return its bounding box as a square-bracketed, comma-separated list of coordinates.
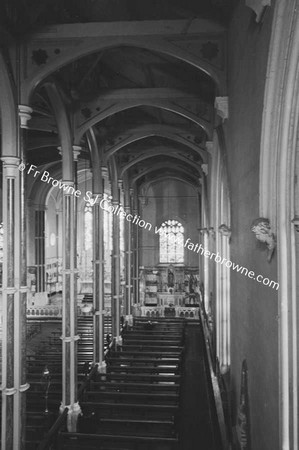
[137, 304, 199, 319]
[157, 292, 184, 306]
[139, 266, 200, 319]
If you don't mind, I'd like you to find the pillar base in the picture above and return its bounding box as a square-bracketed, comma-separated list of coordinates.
[125, 314, 133, 327]
[220, 364, 230, 376]
[66, 402, 82, 432]
[98, 361, 107, 374]
[115, 336, 123, 347]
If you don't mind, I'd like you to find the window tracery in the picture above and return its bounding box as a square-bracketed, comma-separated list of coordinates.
[159, 219, 184, 264]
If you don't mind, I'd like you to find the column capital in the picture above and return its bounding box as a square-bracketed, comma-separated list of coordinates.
[101, 166, 109, 177]
[215, 96, 229, 121]
[92, 192, 103, 203]
[18, 105, 33, 129]
[218, 224, 231, 238]
[60, 180, 75, 187]
[205, 141, 213, 155]
[117, 179, 123, 190]
[139, 196, 147, 206]
[198, 227, 215, 237]
[57, 146, 81, 161]
[72, 145, 82, 161]
[29, 202, 47, 211]
[246, 0, 271, 22]
[1, 156, 20, 168]
[201, 164, 208, 175]
[291, 216, 299, 232]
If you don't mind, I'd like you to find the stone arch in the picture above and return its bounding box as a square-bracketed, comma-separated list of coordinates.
[130, 162, 200, 185]
[259, 2, 299, 448]
[75, 99, 212, 141]
[104, 124, 207, 162]
[120, 148, 203, 178]
[22, 34, 225, 103]
[141, 175, 200, 197]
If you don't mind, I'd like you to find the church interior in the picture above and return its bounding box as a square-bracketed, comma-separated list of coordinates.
[0, 0, 299, 449]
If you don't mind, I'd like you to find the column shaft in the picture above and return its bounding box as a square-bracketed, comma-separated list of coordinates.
[61, 187, 78, 417]
[131, 214, 139, 305]
[1, 155, 29, 450]
[124, 208, 132, 315]
[112, 200, 121, 338]
[19, 124, 29, 450]
[93, 195, 105, 365]
[35, 210, 45, 292]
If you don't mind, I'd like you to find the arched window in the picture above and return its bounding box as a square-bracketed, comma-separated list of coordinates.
[159, 220, 184, 263]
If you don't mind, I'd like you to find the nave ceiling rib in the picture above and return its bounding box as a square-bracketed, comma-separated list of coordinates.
[18, 11, 227, 191]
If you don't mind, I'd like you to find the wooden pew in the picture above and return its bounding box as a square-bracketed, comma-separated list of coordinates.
[30, 317, 185, 449]
[82, 391, 179, 405]
[57, 431, 179, 450]
[89, 381, 180, 394]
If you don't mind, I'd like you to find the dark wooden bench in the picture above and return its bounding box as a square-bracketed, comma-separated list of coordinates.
[57, 431, 179, 450]
[89, 381, 180, 393]
[122, 333, 182, 341]
[106, 357, 181, 366]
[109, 350, 183, 358]
[106, 365, 180, 375]
[82, 390, 179, 405]
[93, 372, 181, 384]
[80, 401, 179, 421]
[79, 417, 176, 437]
[123, 329, 183, 336]
[121, 344, 184, 352]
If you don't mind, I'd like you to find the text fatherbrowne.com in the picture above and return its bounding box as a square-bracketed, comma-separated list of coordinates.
[154, 227, 279, 291]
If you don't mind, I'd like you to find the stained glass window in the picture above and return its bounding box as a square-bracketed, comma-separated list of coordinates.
[159, 220, 184, 263]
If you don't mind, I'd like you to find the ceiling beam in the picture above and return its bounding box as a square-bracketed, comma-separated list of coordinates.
[29, 19, 226, 40]
[120, 147, 203, 177]
[103, 124, 207, 161]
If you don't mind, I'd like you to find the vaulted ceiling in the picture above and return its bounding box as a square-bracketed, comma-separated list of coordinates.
[1, 0, 236, 197]
[0, 0, 234, 35]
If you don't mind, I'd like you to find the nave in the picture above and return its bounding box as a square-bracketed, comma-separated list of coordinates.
[8, 313, 222, 450]
[1, 1, 299, 449]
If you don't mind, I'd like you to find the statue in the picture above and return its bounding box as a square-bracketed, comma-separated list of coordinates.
[189, 274, 195, 293]
[218, 224, 231, 239]
[251, 217, 276, 262]
[167, 268, 174, 288]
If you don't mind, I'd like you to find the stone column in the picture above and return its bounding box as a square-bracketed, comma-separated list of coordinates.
[200, 177, 210, 311]
[131, 208, 140, 305]
[1, 111, 31, 449]
[124, 206, 132, 315]
[219, 231, 230, 374]
[59, 147, 81, 429]
[92, 192, 105, 371]
[33, 207, 48, 305]
[111, 194, 121, 341]
[19, 106, 32, 449]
